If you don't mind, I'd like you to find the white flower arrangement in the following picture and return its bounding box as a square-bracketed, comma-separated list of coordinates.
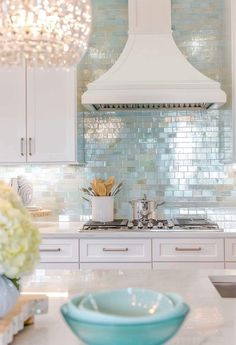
[0, 181, 41, 283]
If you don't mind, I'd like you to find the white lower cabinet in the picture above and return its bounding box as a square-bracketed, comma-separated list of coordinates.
[40, 238, 79, 264]
[80, 239, 152, 263]
[153, 238, 224, 262]
[39, 236, 227, 269]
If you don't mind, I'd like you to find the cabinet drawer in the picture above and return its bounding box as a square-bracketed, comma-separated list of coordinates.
[40, 239, 79, 263]
[153, 239, 224, 262]
[80, 239, 151, 263]
[225, 239, 236, 262]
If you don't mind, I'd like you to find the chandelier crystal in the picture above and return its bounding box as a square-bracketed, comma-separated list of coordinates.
[0, 0, 92, 67]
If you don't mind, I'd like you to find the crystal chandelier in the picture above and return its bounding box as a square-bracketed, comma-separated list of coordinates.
[0, 0, 92, 67]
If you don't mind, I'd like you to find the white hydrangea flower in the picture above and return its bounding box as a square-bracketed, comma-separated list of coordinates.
[0, 182, 41, 279]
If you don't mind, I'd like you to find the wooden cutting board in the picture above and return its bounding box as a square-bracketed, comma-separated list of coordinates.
[0, 294, 48, 345]
[28, 209, 51, 217]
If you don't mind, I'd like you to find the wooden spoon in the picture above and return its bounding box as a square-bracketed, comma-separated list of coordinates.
[96, 182, 107, 196]
[91, 180, 99, 196]
[105, 176, 115, 196]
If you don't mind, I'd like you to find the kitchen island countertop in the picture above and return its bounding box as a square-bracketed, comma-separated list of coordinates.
[14, 268, 236, 345]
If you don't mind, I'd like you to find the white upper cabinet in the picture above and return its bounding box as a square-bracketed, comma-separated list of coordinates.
[230, 0, 236, 160]
[0, 66, 77, 164]
[225, 0, 236, 159]
[0, 67, 26, 163]
[27, 68, 77, 163]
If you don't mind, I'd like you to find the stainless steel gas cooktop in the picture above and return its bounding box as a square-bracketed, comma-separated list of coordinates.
[82, 217, 222, 232]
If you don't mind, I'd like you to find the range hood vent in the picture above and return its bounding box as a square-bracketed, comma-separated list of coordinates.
[93, 103, 213, 111]
[82, 0, 226, 111]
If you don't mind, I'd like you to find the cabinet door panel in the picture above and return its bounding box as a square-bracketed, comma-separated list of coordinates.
[0, 67, 26, 163]
[27, 68, 76, 163]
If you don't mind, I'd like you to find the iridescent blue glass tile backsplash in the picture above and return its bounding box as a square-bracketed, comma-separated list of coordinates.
[1, 0, 236, 228]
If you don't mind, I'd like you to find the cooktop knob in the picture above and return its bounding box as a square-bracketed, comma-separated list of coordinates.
[167, 220, 174, 229]
[157, 222, 164, 229]
[138, 221, 143, 229]
[127, 221, 134, 229]
[147, 221, 154, 229]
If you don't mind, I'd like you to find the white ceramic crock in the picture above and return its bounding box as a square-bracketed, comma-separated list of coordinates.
[92, 196, 114, 222]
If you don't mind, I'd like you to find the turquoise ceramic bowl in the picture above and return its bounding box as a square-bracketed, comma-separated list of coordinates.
[69, 288, 180, 324]
[61, 289, 190, 345]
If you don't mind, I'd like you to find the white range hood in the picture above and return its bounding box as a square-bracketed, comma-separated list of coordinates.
[82, 0, 226, 111]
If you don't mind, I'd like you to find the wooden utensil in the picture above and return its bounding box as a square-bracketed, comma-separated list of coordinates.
[96, 182, 107, 196]
[104, 176, 115, 196]
[105, 176, 115, 185]
[91, 180, 99, 196]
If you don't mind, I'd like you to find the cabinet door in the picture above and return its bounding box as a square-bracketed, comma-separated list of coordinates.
[0, 67, 26, 163]
[27, 68, 76, 163]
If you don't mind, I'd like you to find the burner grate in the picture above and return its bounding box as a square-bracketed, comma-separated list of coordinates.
[83, 219, 128, 230]
[173, 217, 219, 229]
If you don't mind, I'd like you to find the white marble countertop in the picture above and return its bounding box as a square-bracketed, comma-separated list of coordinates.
[14, 269, 236, 344]
[35, 221, 236, 238]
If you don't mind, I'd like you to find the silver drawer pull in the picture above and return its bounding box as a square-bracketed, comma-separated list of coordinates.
[40, 248, 61, 253]
[175, 247, 202, 252]
[103, 248, 129, 252]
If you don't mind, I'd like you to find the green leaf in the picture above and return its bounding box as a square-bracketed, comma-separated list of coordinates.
[5, 276, 20, 291]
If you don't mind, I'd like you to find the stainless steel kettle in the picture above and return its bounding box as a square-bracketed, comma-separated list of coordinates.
[128, 194, 165, 221]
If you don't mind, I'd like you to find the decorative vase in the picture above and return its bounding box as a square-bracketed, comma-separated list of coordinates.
[92, 196, 114, 222]
[0, 275, 19, 318]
